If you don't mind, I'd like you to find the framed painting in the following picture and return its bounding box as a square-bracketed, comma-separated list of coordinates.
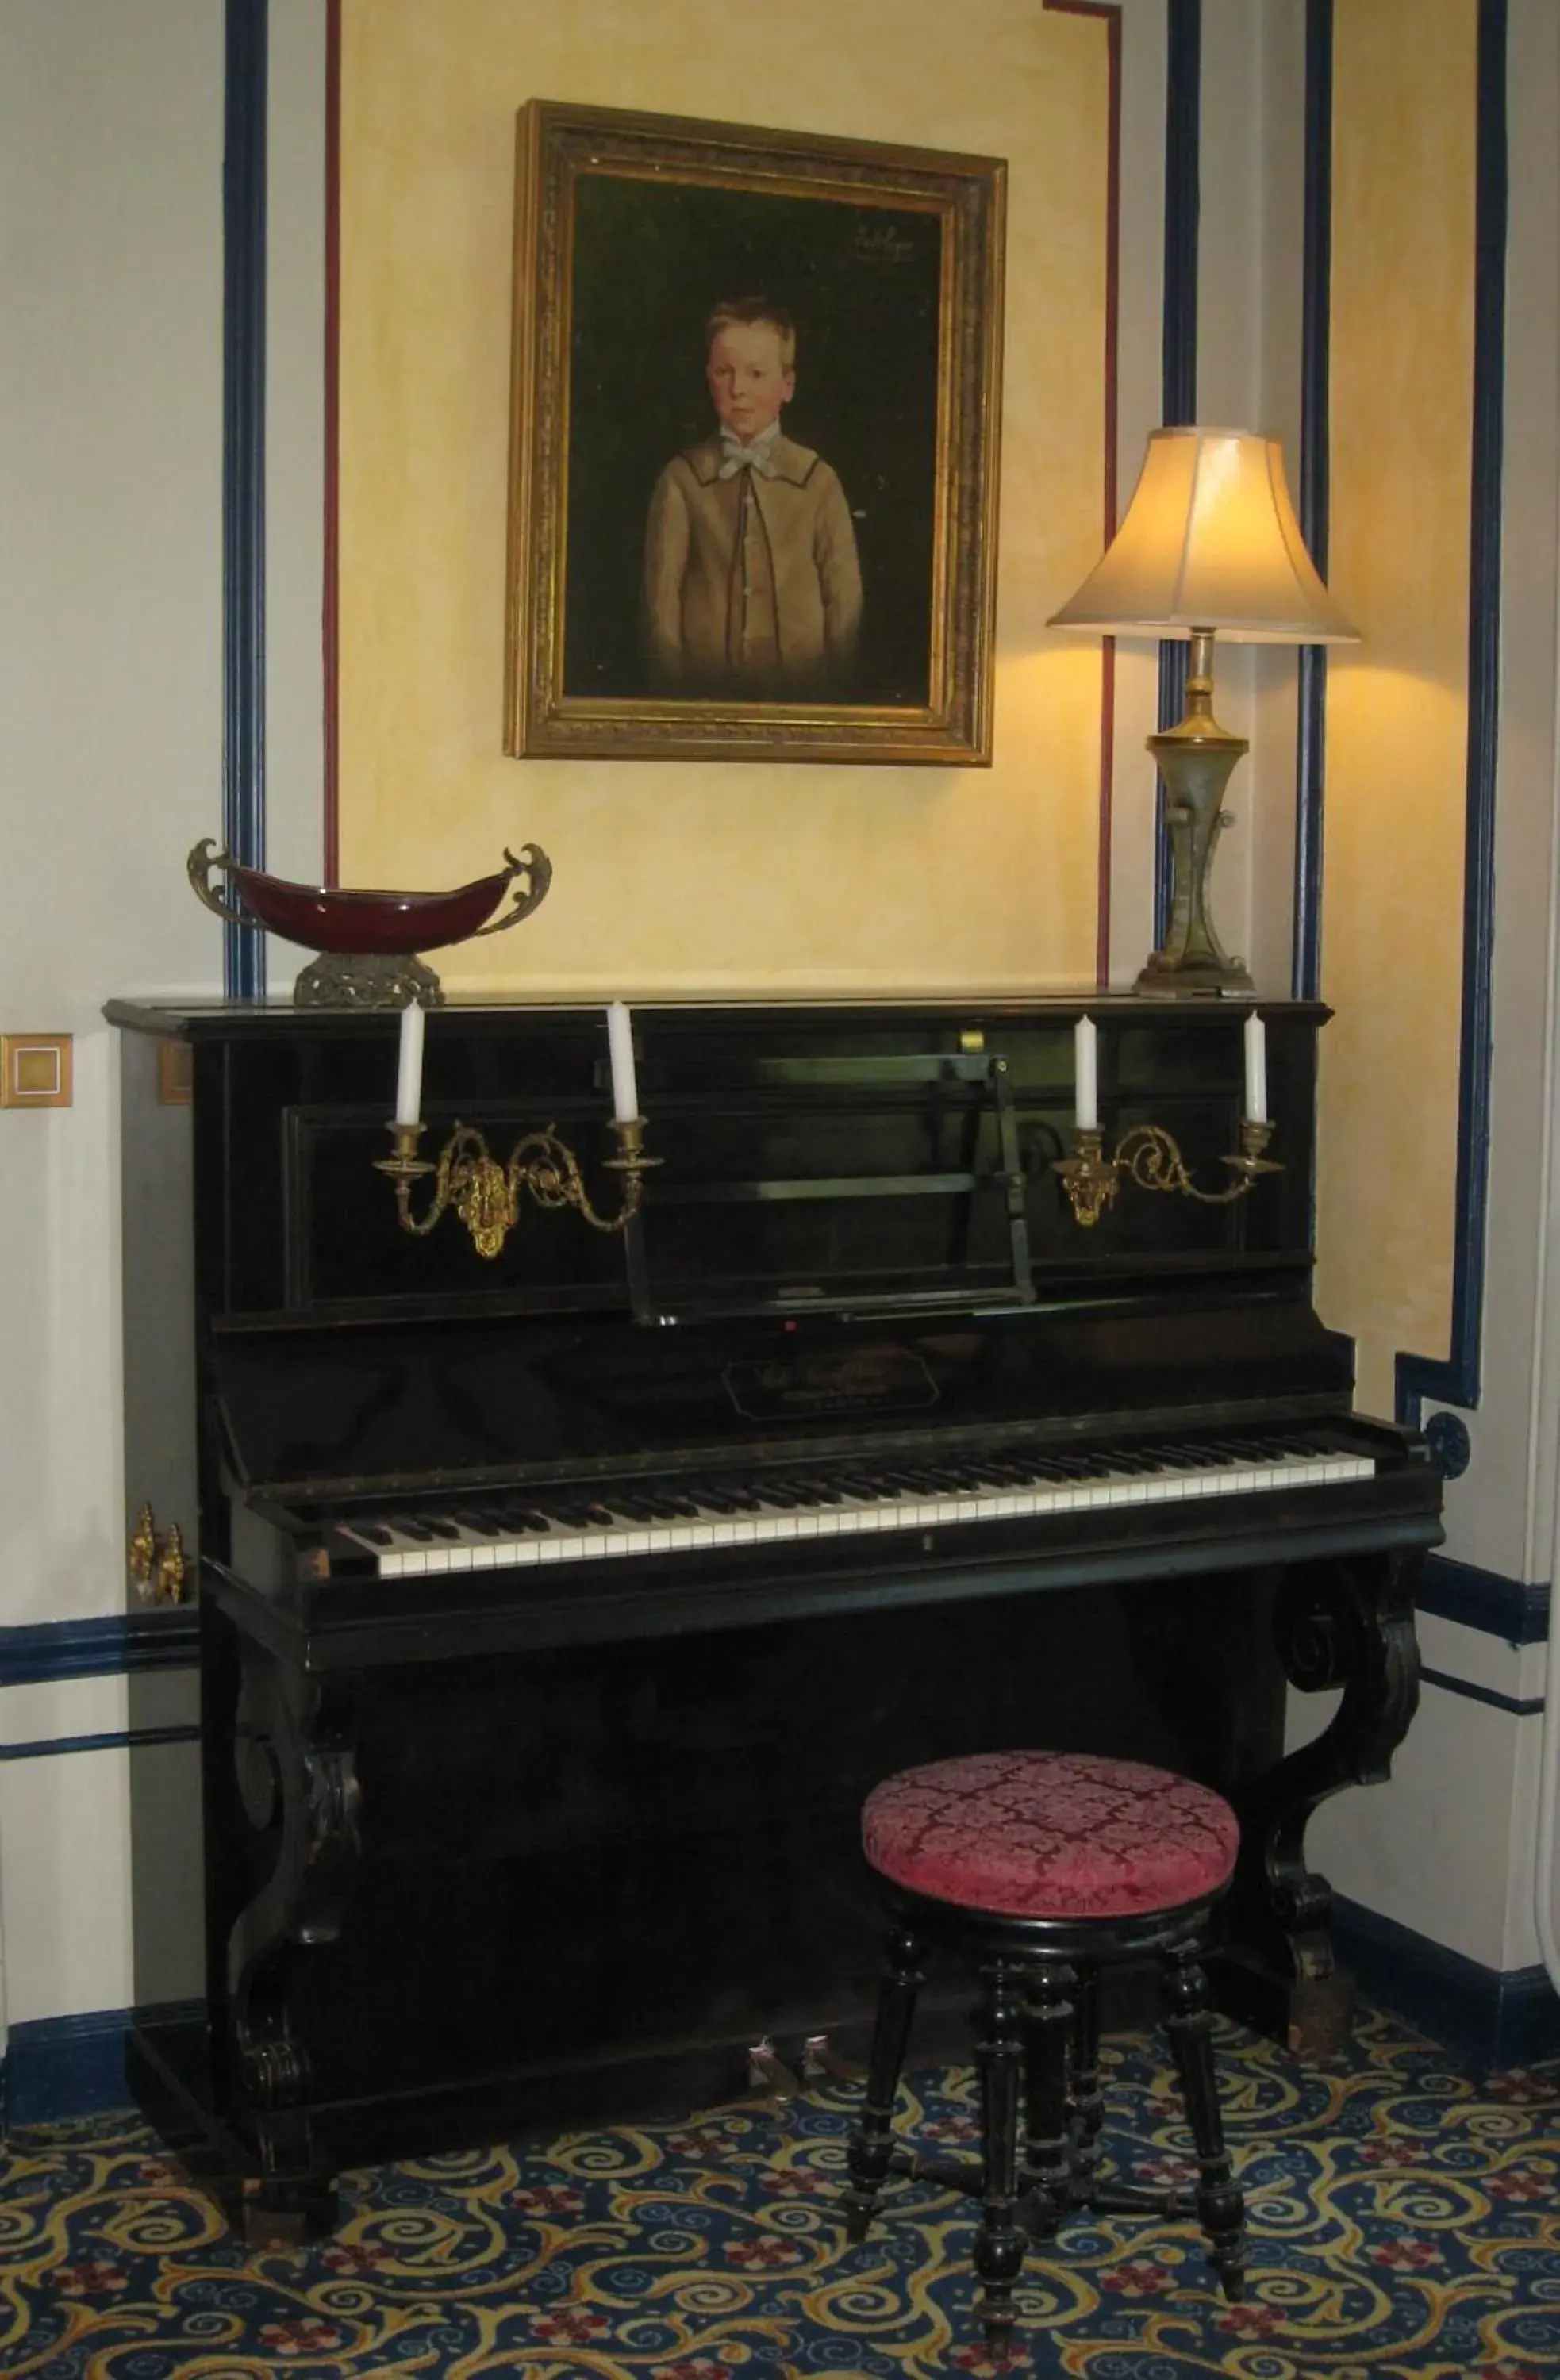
[505, 101, 1005, 766]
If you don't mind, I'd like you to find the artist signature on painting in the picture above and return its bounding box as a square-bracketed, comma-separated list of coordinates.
[852, 219, 917, 265]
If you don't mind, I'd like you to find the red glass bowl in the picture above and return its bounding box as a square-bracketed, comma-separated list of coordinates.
[186, 841, 551, 954]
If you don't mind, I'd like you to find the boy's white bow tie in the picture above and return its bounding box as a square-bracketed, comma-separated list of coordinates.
[718, 439, 778, 478]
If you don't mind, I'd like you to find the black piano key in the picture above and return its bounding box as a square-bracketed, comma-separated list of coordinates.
[477, 1503, 547, 1531]
[382, 1514, 441, 1542]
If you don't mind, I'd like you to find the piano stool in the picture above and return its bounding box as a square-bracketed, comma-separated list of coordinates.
[840, 1749, 1247, 2355]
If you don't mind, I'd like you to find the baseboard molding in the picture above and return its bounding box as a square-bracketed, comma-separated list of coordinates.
[6, 1921, 1557, 2134]
[2, 2001, 203, 2130]
[1334, 1894, 1560, 2071]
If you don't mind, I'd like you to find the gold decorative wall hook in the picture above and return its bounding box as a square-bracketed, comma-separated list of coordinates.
[129, 1503, 188, 1604]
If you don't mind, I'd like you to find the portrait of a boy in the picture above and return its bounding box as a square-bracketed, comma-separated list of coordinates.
[642, 298, 863, 697]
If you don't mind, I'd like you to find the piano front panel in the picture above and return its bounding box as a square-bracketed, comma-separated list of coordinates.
[219, 1566, 1290, 2124]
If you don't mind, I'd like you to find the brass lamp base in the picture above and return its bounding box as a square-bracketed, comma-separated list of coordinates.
[1135, 631, 1255, 999]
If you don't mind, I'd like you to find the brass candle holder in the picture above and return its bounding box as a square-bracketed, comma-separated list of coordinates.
[1051, 1118, 1279, 1229]
[375, 1115, 658, 1259]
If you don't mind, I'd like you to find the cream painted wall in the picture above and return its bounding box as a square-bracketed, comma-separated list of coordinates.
[1314, 0, 1476, 1419]
[0, 0, 225, 1634]
[1304, 0, 1560, 1979]
[1105, 0, 1301, 998]
[335, 0, 1118, 997]
[6, 0, 1560, 2041]
[1105, 0, 1169, 989]
[0, 0, 326, 2023]
[267, 0, 330, 890]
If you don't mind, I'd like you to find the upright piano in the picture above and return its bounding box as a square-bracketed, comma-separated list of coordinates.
[107, 993, 1441, 2244]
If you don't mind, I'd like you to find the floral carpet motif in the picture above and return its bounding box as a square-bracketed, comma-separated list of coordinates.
[2, 2007, 1558, 2378]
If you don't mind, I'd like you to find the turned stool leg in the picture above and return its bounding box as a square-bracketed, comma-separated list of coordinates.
[1019, 1960, 1074, 2233]
[1066, 1963, 1105, 2200]
[1160, 1936, 1247, 2301]
[974, 1958, 1028, 2354]
[843, 1919, 925, 2241]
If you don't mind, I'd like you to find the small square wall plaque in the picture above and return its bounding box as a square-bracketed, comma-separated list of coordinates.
[0, 1034, 73, 1108]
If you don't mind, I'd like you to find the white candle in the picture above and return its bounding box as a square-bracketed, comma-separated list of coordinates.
[1243, 1010, 1269, 1123]
[606, 1001, 640, 1123]
[394, 999, 425, 1127]
[1074, 1015, 1099, 1132]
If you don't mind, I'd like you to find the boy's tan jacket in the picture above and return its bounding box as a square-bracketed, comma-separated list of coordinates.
[643, 433, 863, 689]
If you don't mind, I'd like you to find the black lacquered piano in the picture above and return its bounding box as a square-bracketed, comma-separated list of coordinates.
[106, 993, 1441, 2243]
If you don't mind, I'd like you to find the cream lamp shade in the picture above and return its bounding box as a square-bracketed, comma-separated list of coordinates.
[1047, 426, 1357, 996]
[1047, 426, 1358, 644]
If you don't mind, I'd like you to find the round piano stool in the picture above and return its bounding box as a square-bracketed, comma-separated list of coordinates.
[841, 1749, 1247, 2357]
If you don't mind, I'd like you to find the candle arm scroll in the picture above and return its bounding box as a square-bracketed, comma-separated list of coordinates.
[1052, 1117, 1279, 1230]
[375, 1115, 657, 1260]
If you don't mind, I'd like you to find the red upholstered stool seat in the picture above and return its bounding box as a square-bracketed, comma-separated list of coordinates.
[861, 1749, 1240, 1920]
[843, 1749, 1247, 2357]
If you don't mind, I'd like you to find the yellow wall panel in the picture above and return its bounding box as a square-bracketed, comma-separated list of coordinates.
[336, 0, 1112, 996]
[1317, 0, 1476, 1415]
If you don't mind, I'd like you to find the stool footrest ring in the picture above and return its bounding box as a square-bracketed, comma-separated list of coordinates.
[861, 2151, 1199, 2226]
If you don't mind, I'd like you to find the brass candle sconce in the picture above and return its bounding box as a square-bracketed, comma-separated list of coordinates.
[1051, 1117, 1279, 1229]
[375, 1115, 657, 1261]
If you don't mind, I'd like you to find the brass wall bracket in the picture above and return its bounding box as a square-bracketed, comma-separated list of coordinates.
[129, 1503, 188, 1604]
[1052, 1118, 1280, 1229]
[375, 1115, 659, 1261]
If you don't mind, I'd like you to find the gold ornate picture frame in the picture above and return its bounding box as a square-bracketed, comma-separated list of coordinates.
[505, 100, 1005, 766]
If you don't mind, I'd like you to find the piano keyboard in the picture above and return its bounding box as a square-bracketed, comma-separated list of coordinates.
[338, 1434, 1377, 1580]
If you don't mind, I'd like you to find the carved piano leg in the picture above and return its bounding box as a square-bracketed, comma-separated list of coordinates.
[225, 1664, 363, 2243]
[1224, 1549, 1422, 2055]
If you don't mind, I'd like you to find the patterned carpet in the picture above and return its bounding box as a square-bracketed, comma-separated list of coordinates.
[2, 2007, 1558, 2378]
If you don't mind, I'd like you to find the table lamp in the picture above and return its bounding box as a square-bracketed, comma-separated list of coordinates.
[1048, 426, 1358, 994]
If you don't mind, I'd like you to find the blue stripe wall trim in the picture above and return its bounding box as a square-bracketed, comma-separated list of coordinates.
[0, 1726, 202, 1764]
[1292, 0, 1333, 1003]
[1153, 0, 1200, 948]
[1333, 1894, 1559, 2073]
[1161, 0, 1200, 429]
[0, 1613, 199, 1688]
[2, 2003, 204, 2132]
[1419, 1666, 1542, 1718]
[1420, 1552, 1550, 1645]
[222, 0, 267, 1001]
[1394, 0, 1507, 1431]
